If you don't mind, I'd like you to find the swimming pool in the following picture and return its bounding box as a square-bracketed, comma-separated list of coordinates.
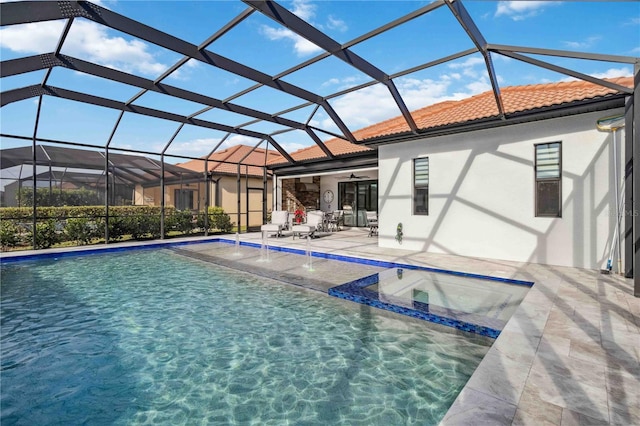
[1, 247, 493, 425]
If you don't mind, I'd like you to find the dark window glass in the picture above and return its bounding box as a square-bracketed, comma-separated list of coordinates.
[535, 143, 561, 217]
[174, 189, 194, 211]
[536, 181, 560, 216]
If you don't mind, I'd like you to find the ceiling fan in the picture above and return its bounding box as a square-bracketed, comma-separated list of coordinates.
[339, 173, 370, 180]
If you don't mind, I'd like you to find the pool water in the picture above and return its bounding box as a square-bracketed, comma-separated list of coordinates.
[366, 267, 531, 332]
[1, 249, 492, 425]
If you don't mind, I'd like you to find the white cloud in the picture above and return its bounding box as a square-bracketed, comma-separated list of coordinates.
[590, 67, 633, 79]
[327, 16, 348, 32]
[320, 75, 363, 90]
[163, 138, 220, 156]
[315, 72, 492, 133]
[0, 20, 169, 77]
[290, 0, 316, 21]
[495, 1, 561, 21]
[260, 0, 347, 56]
[275, 141, 308, 153]
[163, 135, 264, 156]
[447, 57, 485, 69]
[0, 21, 61, 52]
[322, 78, 341, 87]
[461, 79, 493, 95]
[558, 67, 632, 83]
[563, 36, 602, 50]
[260, 26, 323, 57]
[447, 56, 486, 79]
[167, 58, 201, 81]
[624, 17, 640, 26]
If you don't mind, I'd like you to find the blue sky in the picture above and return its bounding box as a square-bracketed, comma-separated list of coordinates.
[1, 0, 638, 161]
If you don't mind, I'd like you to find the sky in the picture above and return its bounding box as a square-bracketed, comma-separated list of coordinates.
[0, 0, 638, 162]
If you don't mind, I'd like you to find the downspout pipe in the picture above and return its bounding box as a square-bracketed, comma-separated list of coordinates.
[597, 114, 626, 275]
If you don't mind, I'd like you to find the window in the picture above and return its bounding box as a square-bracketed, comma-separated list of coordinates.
[535, 142, 561, 217]
[174, 189, 194, 211]
[413, 157, 429, 215]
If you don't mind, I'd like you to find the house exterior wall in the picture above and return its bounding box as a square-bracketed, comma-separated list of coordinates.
[217, 176, 272, 228]
[378, 109, 625, 270]
[133, 176, 271, 228]
[134, 183, 204, 209]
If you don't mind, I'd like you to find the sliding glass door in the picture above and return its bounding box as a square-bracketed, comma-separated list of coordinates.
[338, 180, 377, 227]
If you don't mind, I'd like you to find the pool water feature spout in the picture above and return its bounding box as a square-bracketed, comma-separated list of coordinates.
[303, 235, 313, 270]
[260, 231, 270, 262]
[234, 232, 241, 256]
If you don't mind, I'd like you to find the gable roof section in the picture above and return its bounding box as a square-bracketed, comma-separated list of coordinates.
[179, 145, 282, 178]
[354, 76, 633, 141]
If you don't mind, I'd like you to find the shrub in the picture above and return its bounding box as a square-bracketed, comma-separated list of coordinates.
[65, 218, 96, 245]
[196, 207, 232, 233]
[28, 220, 60, 249]
[0, 205, 210, 248]
[211, 209, 232, 232]
[168, 210, 194, 234]
[0, 220, 21, 250]
[17, 187, 101, 207]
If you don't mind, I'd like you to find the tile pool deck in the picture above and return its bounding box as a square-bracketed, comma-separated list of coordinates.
[2, 229, 639, 425]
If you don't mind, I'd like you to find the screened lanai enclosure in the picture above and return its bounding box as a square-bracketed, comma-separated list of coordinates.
[1, 0, 638, 268]
[1, 145, 204, 208]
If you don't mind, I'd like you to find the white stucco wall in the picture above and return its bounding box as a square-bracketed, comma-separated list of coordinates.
[378, 109, 626, 270]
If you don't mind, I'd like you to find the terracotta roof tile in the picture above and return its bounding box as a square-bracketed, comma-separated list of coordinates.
[179, 145, 282, 177]
[354, 76, 633, 140]
[193, 78, 633, 169]
[267, 138, 373, 166]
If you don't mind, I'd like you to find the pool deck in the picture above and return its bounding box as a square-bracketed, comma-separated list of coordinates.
[2, 229, 638, 425]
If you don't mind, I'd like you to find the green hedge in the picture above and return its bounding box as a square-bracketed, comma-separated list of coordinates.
[0, 205, 233, 250]
[16, 187, 102, 207]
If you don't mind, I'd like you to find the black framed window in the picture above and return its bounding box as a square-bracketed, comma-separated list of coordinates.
[535, 142, 561, 217]
[413, 157, 429, 215]
[174, 189, 194, 211]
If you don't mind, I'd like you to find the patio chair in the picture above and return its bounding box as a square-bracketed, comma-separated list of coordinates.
[342, 205, 354, 227]
[261, 210, 289, 237]
[366, 211, 378, 237]
[292, 210, 324, 239]
[327, 210, 343, 232]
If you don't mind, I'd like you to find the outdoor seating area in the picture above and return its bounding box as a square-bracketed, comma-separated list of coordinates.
[264, 209, 348, 239]
[366, 211, 378, 237]
[261, 210, 289, 237]
[292, 210, 324, 239]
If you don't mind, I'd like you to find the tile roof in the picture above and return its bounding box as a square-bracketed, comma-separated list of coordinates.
[270, 76, 632, 166]
[354, 76, 634, 141]
[179, 144, 281, 177]
[183, 78, 632, 169]
[267, 137, 372, 165]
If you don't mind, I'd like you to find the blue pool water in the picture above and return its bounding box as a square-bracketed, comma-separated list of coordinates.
[1, 249, 492, 425]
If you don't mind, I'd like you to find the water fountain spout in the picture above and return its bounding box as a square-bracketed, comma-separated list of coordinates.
[260, 230, 271, 262]
[304, 235, 313, 271]
[234, 232, 240, 256]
